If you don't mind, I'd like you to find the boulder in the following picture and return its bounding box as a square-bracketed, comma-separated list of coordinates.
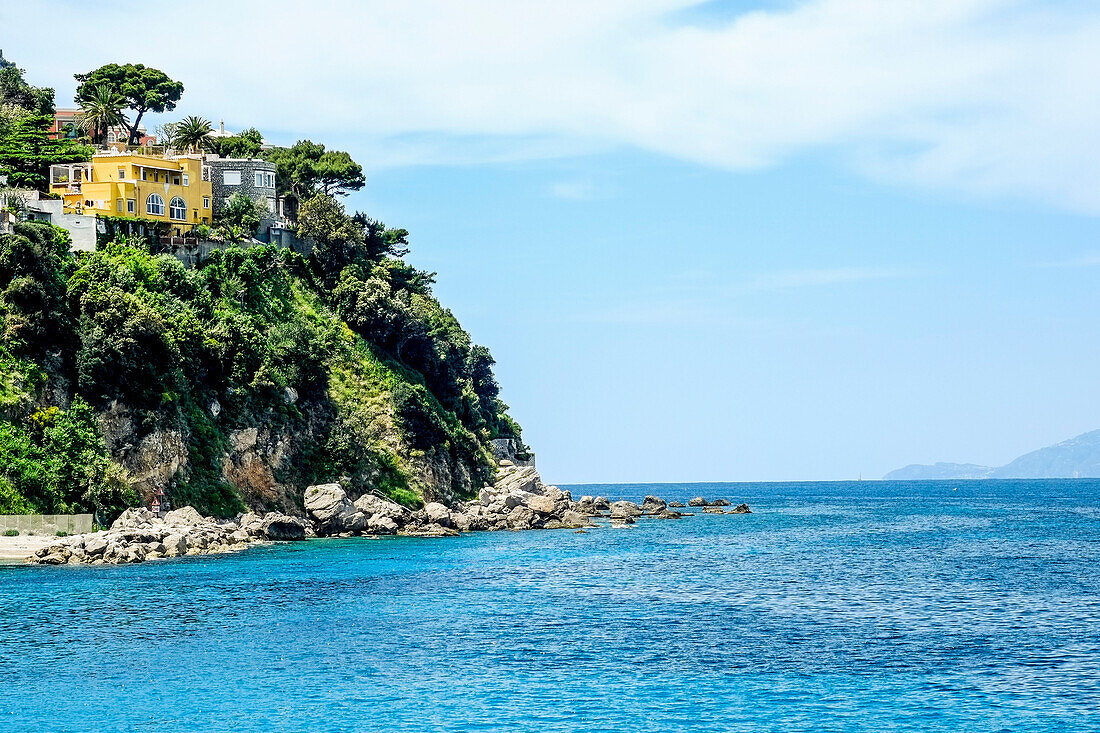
[423, 502, 454, 528]
[163, 533, 188, 556]
[507, 506, 536, 530]
[712, 499, 731, 507]
[641, 495, 667, 513]
[593, 496, 611, 511]
[165, 506, 206, 527]
[354, 494, 412, 525]
[260, 514, 308, 540]
[367, 515, 399, 535]
[688, 497, 707, 507]
[610, 501, 642, 519]
[494, 466, 540, 495]
[305, 483, 367, 534]
[668, 501, 686, 508]
[731, 503, 752, 514]
[525, 493, 556, 515]
[703, 506, 725, 514]
[111, 507, 156, 530]
[84, 535, 108, 556]
[657, 510, 683, 519]
[560, 510, 591, 528]
[37, 546, 71, 565]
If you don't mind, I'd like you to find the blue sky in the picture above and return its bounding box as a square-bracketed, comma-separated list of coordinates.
[3, 0, 1099, 482]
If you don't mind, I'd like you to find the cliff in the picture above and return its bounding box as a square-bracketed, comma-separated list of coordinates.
[0, 217, 525, 520]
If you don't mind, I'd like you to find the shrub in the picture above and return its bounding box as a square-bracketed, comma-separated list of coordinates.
[2, 529, 18, 537]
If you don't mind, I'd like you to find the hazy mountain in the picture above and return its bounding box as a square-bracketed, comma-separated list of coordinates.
[884, 430, 1100, 480]
[884, 463, 993, 480]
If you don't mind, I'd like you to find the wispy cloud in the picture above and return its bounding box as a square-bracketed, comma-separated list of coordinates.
[7, 0, 1100, 212]
[548, 180, 599, 201]
[1037, 252, 1100, 268]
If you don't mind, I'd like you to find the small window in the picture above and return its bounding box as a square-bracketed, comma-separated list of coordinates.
[182, 174, 189, 187]
[266, 172, 275, 188]
[127, 199, 135, 213]
[116, 198, 123, 212]
[254, 171, 264, 187]
[203, 196, 210, 209]
[146, 193, 165, 216]
[223, 170, 241, 186]
[169, 196, 187, 220]
[118, 168, 125, 179]
[141, 168, 148, 181]
[172, 175, 180, 186]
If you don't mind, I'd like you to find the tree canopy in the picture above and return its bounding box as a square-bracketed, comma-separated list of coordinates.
[209, 127, 264, 159]
[264, 140, 364, 202]
[0, 112, 92, 189]
[0, 57, 54, 116]
[74, 64, 184, 145]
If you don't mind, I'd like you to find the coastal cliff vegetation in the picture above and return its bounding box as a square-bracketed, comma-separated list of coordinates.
[0, 205, 523, 519]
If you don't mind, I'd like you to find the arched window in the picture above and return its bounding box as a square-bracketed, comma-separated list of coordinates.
[146, 193, 164, 216]
[169, 196, 187, 220]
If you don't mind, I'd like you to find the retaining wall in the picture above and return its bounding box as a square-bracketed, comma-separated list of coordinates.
[0, 514, 94, 535]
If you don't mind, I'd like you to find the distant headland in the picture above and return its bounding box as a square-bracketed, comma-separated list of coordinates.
[885, 429, 1100, 480]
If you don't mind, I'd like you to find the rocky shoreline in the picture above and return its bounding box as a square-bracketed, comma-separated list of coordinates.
[27, 462, 751, 565]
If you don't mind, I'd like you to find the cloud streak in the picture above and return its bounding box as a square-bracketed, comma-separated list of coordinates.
[6, 0, 1100, 211]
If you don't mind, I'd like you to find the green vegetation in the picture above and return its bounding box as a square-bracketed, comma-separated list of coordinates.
[75, 84, 128, 144]
[174, 115, 214, 152]
[0, 57, 92, 189]
[74, 63, 184, 146]
[0, 55, 520, 520]
[0, 210, 521, 517]
[209, 127, 264, 159]
[2, 529, 17, 537]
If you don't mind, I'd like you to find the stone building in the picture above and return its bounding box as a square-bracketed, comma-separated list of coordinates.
[204, 155, 280, 221]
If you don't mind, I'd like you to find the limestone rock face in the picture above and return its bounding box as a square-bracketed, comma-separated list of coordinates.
[641, 496, 667, 513]
[688, 497, 707, 507]
[731, 503, 752, 514]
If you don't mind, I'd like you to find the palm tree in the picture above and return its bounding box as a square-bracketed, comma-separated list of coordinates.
[76, 85, 127, 144]
[174, 115, 214, 153]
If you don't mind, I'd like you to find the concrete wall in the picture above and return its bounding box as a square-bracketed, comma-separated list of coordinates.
[0, 514, 94, 535]
[53, 213, 98, 252]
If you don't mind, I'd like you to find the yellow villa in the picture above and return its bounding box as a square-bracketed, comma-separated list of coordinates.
[49, 151, 214, 236]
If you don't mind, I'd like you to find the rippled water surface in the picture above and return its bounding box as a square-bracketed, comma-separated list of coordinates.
[3, 479, 1100, 732]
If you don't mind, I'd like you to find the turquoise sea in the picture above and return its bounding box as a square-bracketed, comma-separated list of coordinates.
[2, 479, 1099, 732]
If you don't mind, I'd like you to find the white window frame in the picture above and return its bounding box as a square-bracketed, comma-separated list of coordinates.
[169, 196, 187, 220]
[223, 170, 242, 186]
[117, 198, 123, 212]
[118, 168, 125, 179]
[182, 174, 189, 187]
[254, 171, 264, 187]
[203, 196, 210, 209]
[146, 193, 165, 216]
[127, 199, 135, 213]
